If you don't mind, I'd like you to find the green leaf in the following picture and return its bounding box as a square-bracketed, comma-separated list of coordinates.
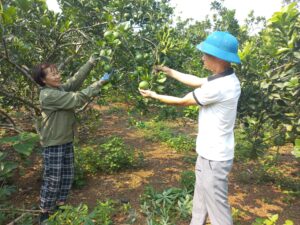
[0, 133, 38, 156]
[261, 81, 270, 89]
[157, 77, 167, 83]
[0, 152, 6, 160]
[276, 47, 290, 55]
[15, 0, 30, 11]
[284, 220, 294, 225]
[2, 6, 17, 25]
[0, 185, 16, 200]
[0, 135, 19, 144]
[19, 132, 39, 142]
[293, 51, 300, 59]
[0, 161, 18, 176]
[267, 12, 282, 24]
[13, 142, 34, 156]
[292, 139, 300, 158]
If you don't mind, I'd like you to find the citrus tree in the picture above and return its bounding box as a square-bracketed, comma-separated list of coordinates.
[0, 0, 178, 125]
[237, 3, 300, 158]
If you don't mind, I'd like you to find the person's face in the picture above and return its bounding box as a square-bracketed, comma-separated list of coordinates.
[201, 53, 217, 72]
[42, 67, 61, 88]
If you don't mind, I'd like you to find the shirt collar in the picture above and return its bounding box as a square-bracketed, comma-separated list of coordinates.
[207, 68, 234, 82]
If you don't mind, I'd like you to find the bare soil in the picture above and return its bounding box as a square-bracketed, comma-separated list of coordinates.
[6, 104, 300, 225]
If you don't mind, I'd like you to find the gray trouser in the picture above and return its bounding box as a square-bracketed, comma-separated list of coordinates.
[190, 156, 233, 225]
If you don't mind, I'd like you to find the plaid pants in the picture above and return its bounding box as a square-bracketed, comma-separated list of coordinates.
[40, 142, 74, 211]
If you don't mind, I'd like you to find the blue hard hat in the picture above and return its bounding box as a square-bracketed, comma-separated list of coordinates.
[196, 31, 241, 64]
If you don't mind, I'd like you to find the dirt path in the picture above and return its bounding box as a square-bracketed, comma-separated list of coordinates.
[8, 105, 300, 224]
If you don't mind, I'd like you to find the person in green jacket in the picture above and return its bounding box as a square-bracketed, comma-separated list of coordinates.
[32, 55, 112, 224]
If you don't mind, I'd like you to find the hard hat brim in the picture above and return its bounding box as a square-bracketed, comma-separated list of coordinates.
[196, 42, 241, 64]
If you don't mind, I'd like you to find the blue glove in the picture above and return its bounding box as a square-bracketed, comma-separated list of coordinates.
[100, 69, 114, 82]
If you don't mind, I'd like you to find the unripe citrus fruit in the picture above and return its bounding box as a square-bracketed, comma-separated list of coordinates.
[104, 31, 112, 38]
[113, 31, 120, 38]
[104, 65, 112, 72]
[100, 49, 106, 56]
[139, 81, 149, 89]
[135, 53, 143, 61]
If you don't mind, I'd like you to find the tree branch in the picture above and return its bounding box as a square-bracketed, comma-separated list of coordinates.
[57, 22, 108, 42]
[7, 213, 29, 225]
[0, 22, 9, 59]
[0, 54, 37, 85]
[58, 54, 76, 71]
[0, 22, 37, 86]
[0, 88, 40, 114]
[0, 208, 41, 213]
[0, 108, 16, 127]
[0, 124, 23, 133]
[46, 22, 107, 62]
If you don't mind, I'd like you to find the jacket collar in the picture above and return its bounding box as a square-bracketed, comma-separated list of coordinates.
[40, 85, 63, 91]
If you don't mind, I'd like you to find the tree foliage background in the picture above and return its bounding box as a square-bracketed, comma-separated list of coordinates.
[0, 0, 299, 156]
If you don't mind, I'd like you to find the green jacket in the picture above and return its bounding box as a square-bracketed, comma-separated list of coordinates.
[39, 60, 101, 147]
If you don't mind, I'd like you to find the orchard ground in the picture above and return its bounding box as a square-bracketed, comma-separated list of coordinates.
[5, 102, 300, 225]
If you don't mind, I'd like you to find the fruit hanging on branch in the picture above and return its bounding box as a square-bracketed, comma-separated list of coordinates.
[139, 81, 150, 90]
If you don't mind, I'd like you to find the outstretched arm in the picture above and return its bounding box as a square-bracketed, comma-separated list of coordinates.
[61, 55, 97, 92]
[155, 65, 207, 88]
[139, 89, 197, 106]
[41, 79, 108, 111]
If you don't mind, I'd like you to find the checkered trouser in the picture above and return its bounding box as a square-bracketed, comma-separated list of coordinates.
[40, 142, 74, 211]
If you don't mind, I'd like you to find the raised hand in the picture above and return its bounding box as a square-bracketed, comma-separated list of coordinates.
[100, 69, 114, 84]
[153, 65, 170, 74]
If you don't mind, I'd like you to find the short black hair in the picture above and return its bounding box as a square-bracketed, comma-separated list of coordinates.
[32, 63, 57, 86]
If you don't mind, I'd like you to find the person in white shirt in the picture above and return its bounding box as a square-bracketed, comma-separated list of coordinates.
[139, 31, 241, 225]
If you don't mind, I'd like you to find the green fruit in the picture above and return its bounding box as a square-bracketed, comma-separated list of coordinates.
[113, 39, 121, 45]
[104, 65, 112, 72]
[124, 23, 130, 31]
[139, 81, 149, 89]
[104, 30, 112, 38]
[113, 31, 120, 38]
[135, 53, 143, 61]
[157, 76, 167, 83]
[124, 13, 130, 20]
[100, 49, 106, 56]
[157, 72, 167, 83]
[106, 49, 112, 56]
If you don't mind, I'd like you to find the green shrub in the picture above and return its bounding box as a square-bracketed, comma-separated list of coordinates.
[73, 162, 87, 188]
[75, 146, 100, 174]
[252, 214, 294, 225]
[100, 137, 135, 172]
[180, 170, 195, 191]
[167, 135, 195, 152]
[0, 132, 39, 202]
[48, 200, 115, 225]
[140, 186, 193, 224]
[75, 136, 142, 175]
[138, 121, 195, 152]
[155, 106, 181, 120]
[183, 105, 199, 120]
